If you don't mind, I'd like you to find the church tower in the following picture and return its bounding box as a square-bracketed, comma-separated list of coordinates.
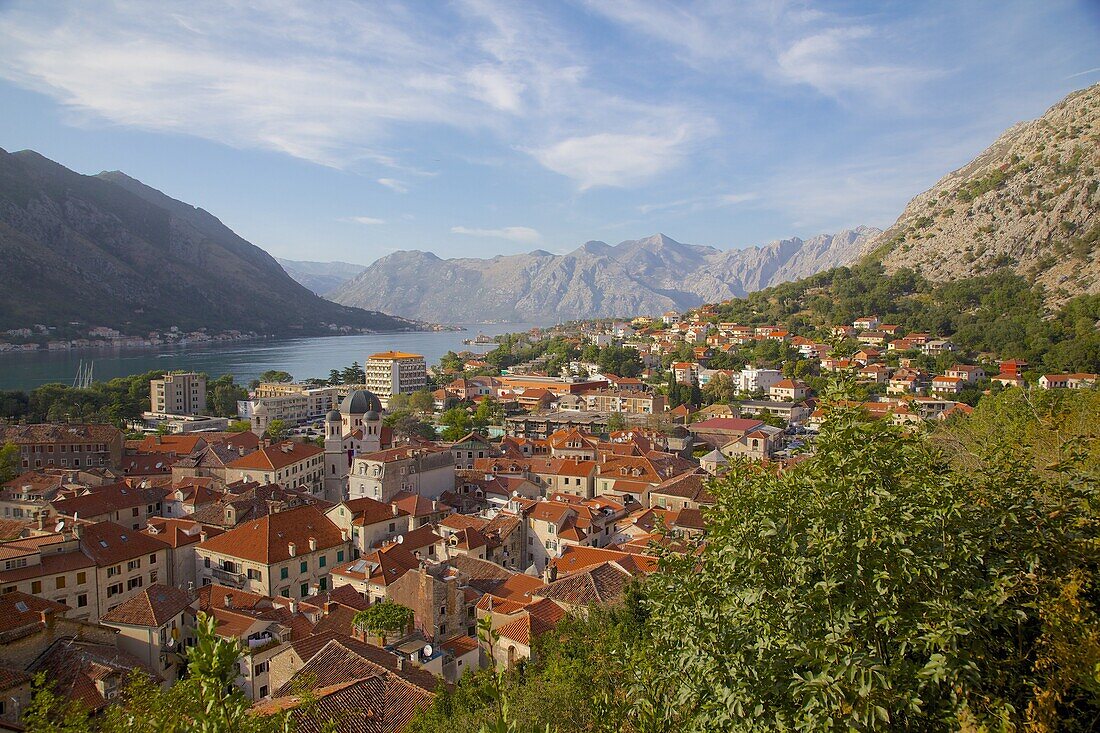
[322, 389, 384, 501]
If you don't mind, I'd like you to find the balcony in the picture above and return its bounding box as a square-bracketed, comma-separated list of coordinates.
[211, 567, 247, 587]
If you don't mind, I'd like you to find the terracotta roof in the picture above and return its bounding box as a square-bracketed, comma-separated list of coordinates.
[0, 424, 121, 446]
[52, 481, 171, 519]
[551, 545, 659, 576]
[134, 434, 207, 455]
[143, 517, 223, 547]
[196, 505, 345, 564]
[539, 561, 633, 606]
[648, 470, 714, 504]
[687, 417, 765, 432]
[28, 639, 159, 713]
[341, 497, 407, 526]
[0, 591, 69, 637]
[332, 544, 420, 587]
[228, 441, 323, 471]
[274, 635, 438, 695]
[441, 634, 479, 657]
[80, 521, 170, 566]
[101, 584, 193, 627]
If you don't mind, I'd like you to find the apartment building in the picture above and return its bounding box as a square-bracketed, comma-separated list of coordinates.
[224, 441, 325, 495]
[325, 497, 412, 557]
[194, 505, 351, 599]
[0, 424, 124, 471]
[364, 351, 427, 407]
[101, 584, 195, 684]
[0, 521, 170, 623]
[348, 447, 455, 503]
[582, 389, 666, 415]
[150, 372, 207, 415]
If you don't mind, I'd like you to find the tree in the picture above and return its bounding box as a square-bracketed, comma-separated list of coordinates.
[701, 372, 736, 405]
[409, 390, 436, 413]
[328, 369, 343, 385]
[353, 601, 414, 645]
[606, 412, 627, 434]
[265, 419, 288, 442]
[0, 442, 21, 483]
[440, 407, 473, 441]
[341, 361, 365, 385]
[207, 374, 248, 418]
[258, 370, 293, 384]
[440, 351, 464, 374]
[629, 401, 1100, 730]
[227, 419, 252, 433]
[473, 398, 504, 429]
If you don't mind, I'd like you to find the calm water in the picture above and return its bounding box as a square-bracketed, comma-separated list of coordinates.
[0, 323, 540, 391]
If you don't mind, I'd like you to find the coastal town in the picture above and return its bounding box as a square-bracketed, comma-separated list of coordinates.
[0, 301, 1094, 731]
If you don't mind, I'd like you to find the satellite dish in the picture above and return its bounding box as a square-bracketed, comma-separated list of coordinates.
[54, 520, 65, 533]
[422, 644, 433, 658]
[396, 535, 404, 544]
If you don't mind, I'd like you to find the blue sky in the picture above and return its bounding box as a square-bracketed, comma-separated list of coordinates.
[0, 1, 1097, 265]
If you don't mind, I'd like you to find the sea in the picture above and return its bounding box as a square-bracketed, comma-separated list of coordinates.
[0, 323, 541, 392]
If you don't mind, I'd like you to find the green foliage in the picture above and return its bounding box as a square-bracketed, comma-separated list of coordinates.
[341, 361, 366, 385]
[353, 601, 414, 644]
[227, 419, 252, 433]
[265, 419, 288, 441]
[631, 404, 1100, 730]
[409, 390, 437, 413]
[384, 409, 437, 440]
[596, 345, 644, 378]
[0, 442, 20, 483]
[606, 412, 627, 433]
[258, 370, 294, 383]
[206, 373, 248, 417]
[702, 371, 737, 405]
[473, 398, 505, 429]
[956, 167, 1007, 202]
[440, 407, 474, 441]
[23, 613, 289, 732]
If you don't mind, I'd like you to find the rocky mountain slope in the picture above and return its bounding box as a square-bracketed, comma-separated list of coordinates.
[275, 258, 367, 295]
[330, 228, 878, 322]
[865, 83, 1099, 302]
[0, 149, 417, 334]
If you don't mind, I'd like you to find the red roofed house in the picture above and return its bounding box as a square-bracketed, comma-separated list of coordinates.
[194, 505, 351, 600]
[225, 441, 325, 495]
[930, 375, 966, 395]
[768, 379, 810, 401]
[686, 417, 766, 450]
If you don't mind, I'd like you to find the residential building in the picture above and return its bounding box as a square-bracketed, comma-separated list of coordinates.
[225, 441, 325, 495]
[348, 446, 455, 503]
[582, 389, 666, 415]
[1038, 373, 1098, 389]
[768, 379, 810, 401]
[150, 372, 207, 415]
[365, 351, 427, 407]
[101, 584, 195, 684]
[0, 424, 124, 471]
[325, 497, 412, 557]
[194, 505, 351, 599]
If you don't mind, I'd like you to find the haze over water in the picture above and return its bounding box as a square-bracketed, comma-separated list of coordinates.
[0, 324, 539, 391]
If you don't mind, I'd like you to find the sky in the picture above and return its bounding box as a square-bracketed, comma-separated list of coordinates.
[0, 1, 1098, 265]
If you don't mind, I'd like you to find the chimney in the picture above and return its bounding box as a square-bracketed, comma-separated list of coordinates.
[323, 600, 333, 614]
[40, 609, 56, 629]
[199, 531, 208, 543]
[288, 542, 297, 557]
[288, 598, 298, 613]
[396, 658, 406, 671]
[392, 504, 399, 516]
[73, 523, 84, 540]
[37, 510, 49, 531]
[308, 537, 317, 552]
[224, 594, 233, 609]
[238, 446, 245, 457]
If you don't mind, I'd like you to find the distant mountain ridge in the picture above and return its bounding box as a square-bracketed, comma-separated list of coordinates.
[330, 228, 880, 322]
[275, 258, 368, 296]
[0, 149, 418, 334]
[864, 83, 1099, 302]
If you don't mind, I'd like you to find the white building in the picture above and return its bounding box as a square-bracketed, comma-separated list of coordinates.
[736, 367, 783, 395]
[365, 351, 427, 407]
[151, 372, 207, 415]
[322, 390, 384, 503]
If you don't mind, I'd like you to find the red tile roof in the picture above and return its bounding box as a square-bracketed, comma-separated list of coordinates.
[101, 584, 193, 627]
[195, 505, 346, 564]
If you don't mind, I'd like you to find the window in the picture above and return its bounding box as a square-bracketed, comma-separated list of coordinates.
[247, 569, 261, 580]
[150, 570, 158, 584]
[280, 588, 290, 597]
[318, 555, 327, 568]
[128, 576, 143, 590]
[300, 561, 307, 574]
[132, 507, 140, 517]
[318, 577, 327, 591]
[107, 565, 120, 578]
[254, 662, 268, 675]
[127, 559, 141, 571]
[259, 685, 268, 698]
[300, 583, 308, 597]
[337, 550, 344, 563]
[77, 571, 87, 585]
[31, 580, 41, 594]
[55, 576, 66, 590]
[204, 557, 211, 568]
[149, 554, 157, 564]
[280, 567, 288, 580]
[107, 582, 123, 598]
[77, 593, 88, 608]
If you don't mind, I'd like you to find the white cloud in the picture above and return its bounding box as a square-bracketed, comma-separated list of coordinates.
[531, 126, 697, 190]
[637, 191, 758, 215]
[377, 178, 408, 194]
[451, 225, 541, 243]
[344, 216, 385, 225]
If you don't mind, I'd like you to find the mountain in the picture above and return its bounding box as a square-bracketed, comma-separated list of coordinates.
[0, 150, 418, 335]
[275, 258, 368, 296]
[865, 83, 1099, 303]
[329, 228, 879, 323]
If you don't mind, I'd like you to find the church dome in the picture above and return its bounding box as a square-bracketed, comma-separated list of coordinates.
[325, 409, 341, 422]
[339, 389, 383, 416]
[364, 410, 380, 421]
